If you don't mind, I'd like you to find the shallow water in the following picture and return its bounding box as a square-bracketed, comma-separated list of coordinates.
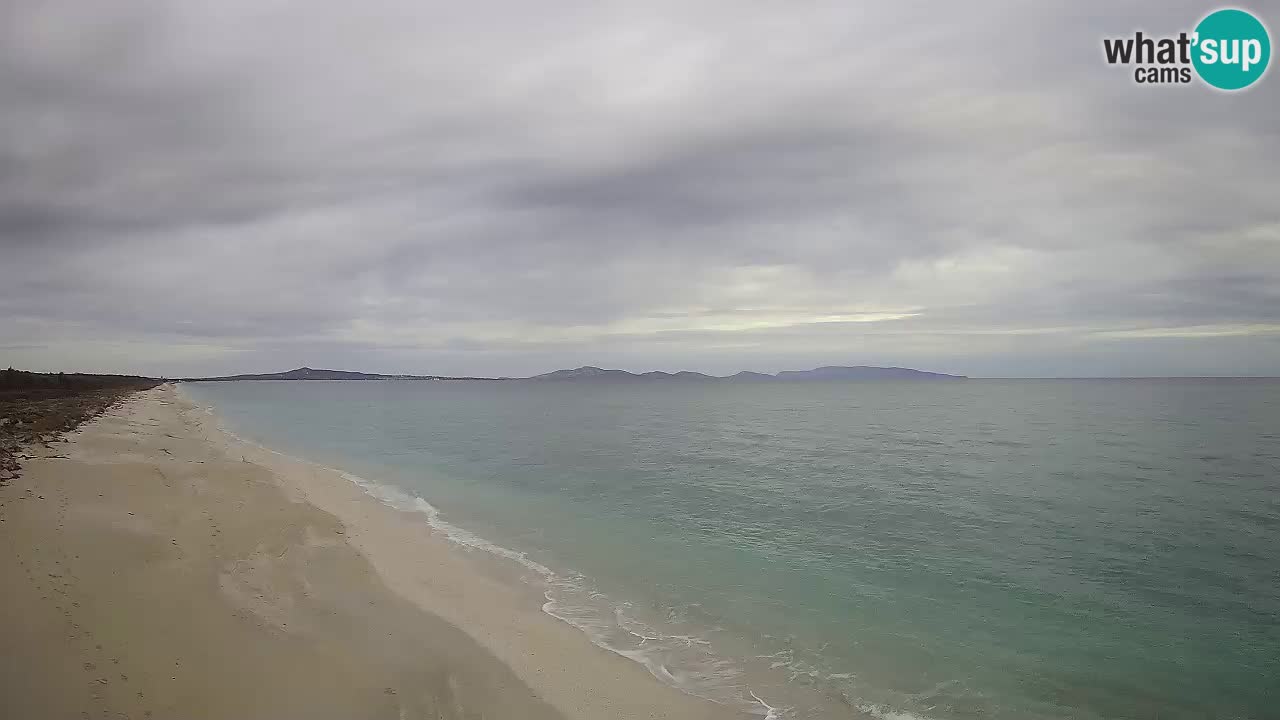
[183, 379, 1280, 720]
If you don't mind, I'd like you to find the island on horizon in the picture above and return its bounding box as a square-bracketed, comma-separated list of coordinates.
[179, 365, 968, 383]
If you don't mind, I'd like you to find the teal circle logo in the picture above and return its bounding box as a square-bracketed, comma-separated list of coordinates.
[1192, 8, 1271, 90]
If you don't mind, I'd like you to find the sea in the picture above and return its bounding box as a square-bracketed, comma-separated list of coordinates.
[181, 378, 1279, 720]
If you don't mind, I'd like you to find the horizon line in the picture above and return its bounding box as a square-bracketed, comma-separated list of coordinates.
[8, 365, 1280, 381]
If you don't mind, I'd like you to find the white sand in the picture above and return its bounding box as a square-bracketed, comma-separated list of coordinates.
[0, 384, 742, 720]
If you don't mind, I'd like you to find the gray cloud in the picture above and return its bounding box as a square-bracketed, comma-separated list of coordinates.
[2, 0, 1279, 377]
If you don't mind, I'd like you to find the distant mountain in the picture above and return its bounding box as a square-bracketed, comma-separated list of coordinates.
[774, 366, 964, 381]
[532, 366, 638, 381]
[529, 365, 965, 382]
[196, 367, 388, 381]
[672, 371, 716, 380]
[184, 367, 502, 382]
[185, 364, 965, 383]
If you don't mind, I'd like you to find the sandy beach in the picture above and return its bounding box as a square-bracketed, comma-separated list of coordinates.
[0, 384, 741, 720]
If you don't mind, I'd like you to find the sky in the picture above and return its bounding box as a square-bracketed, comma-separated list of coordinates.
[2, 1, 1278, 378]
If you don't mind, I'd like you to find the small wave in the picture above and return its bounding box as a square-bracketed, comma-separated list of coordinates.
[857, 705, 935, 720]
[750, 690, 785, 719]
[180, 390, 783, 715]
[347, 472, 796, 718]
[339, 470, 557, 582]
[180, 387, 935, 720]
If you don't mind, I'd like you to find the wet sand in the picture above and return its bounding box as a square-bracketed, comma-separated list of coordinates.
[0, 384, 739, 720]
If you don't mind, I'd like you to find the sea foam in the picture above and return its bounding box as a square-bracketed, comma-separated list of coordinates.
[184, 388, 790, 718]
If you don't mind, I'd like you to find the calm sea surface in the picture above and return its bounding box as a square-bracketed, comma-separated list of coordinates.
[182, 379, 1279, 720]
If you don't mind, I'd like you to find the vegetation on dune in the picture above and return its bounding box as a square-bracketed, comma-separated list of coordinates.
[0, 368, 160, 485]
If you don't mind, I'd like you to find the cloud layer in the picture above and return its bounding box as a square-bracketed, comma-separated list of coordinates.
[3, 0, 1279, 377]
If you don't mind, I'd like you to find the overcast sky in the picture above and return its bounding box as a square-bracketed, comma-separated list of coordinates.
[2, 1, 1278, 378]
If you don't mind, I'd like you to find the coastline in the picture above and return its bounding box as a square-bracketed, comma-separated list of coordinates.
[0, 384, 742, 719]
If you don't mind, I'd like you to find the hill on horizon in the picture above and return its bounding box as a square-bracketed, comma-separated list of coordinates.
[182, 367, 502, 382]
[529, 365, 966, 382]
[181, 364, 966, 383]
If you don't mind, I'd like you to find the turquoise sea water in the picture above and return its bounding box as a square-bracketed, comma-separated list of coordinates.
[182, 379, 1279, 720]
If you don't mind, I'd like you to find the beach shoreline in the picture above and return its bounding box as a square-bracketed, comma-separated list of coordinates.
[0, 384, 743, 719]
